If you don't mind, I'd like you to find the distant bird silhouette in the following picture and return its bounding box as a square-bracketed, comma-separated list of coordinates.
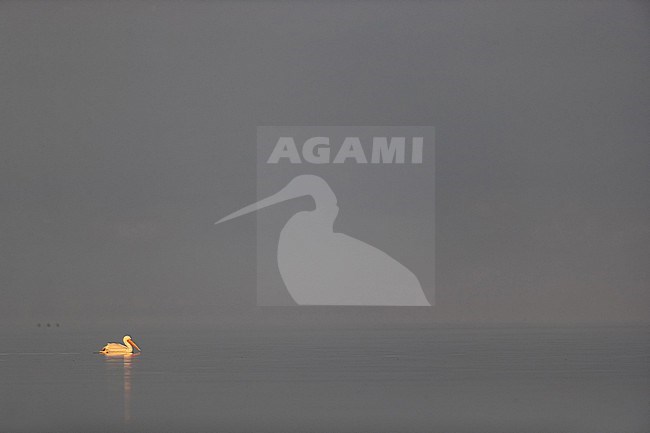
[216, 175, 430, 306]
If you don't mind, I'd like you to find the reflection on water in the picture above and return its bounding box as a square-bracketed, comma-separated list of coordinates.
[102, 353, 139, 426]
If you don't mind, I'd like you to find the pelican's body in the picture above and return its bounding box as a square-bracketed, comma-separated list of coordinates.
[99, 335, 141, 355]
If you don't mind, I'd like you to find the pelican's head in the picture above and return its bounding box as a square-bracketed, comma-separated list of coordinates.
[123, 335, 141, 351]
[215, 175, 338, 225]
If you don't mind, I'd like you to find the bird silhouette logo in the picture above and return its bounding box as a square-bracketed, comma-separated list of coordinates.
[216, 175, 431, 306]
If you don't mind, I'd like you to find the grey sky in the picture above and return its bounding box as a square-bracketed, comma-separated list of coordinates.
[1, 1, 648, 327]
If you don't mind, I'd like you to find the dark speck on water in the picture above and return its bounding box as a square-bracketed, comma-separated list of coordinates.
[0, 326, 648, 433]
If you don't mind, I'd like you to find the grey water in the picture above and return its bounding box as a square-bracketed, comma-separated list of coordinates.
[0, 326, 648, 433]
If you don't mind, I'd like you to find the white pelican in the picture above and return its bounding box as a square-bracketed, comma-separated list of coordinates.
[99, 335, 141, 355]
[216, 174, 431, 306]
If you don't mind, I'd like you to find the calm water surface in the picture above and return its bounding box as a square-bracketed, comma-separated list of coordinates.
[0, 326, 648, 432]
